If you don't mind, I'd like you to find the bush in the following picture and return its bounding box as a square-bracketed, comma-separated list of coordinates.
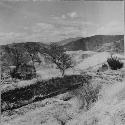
[10, 64, 36, 80]
[107, 56, 123, 70]
[71, 82, 100, 110]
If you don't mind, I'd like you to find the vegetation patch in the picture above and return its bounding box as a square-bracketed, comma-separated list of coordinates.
[1, 75, 92, 113]
[107, 56, 124, 70]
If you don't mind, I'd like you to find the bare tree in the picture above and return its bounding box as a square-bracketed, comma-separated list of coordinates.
[44, 43, 73, 76]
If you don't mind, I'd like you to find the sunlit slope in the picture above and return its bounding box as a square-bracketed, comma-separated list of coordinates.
[67, 78, 125, 125]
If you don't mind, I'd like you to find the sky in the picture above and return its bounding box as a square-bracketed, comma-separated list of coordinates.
[0, 0, 124, 45]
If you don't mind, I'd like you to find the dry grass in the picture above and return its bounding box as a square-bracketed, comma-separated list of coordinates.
[1, 52, 125, 125]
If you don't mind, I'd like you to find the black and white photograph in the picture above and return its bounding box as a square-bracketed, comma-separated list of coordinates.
[0, 0, 124, 125]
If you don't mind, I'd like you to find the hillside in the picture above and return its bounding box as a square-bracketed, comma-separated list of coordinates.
[59, 35, 124, 52]
[1, 42, 125, 125]
[0, 42, 48, 53]
[1, 35, 124, 57]
[1, 54, 125, 125]
[0, 42, 48, 67]
[1, 35, 124, 83]
[97, 38, 124, 53]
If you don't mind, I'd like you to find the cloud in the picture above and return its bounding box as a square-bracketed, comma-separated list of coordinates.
[0, 32, 26, 39]
[26, 21, 89, 42]
[0, 32, 26, 45]
[55, 26, 87, 37]
[52, 15, 95, 28]
[1, 0, 58, 2]
[32, 23, 54, 32]
[0, 20, 95, 45]
[23, 27, 29, 30]
[67, 12, 78, 18]
[53, 11, 79, 21]
[0, 19, 95, 45]
[32, 0, 60, 2]
[61, 15, 66, 19]
[96, 21, 124, 35]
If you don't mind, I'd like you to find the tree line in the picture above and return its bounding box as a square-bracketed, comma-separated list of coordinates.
[1, 42, 73, 81]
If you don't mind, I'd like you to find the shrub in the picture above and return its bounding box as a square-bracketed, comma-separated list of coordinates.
[10, 64, 36, 80]
[71, 82, 100, 110]
[107, 56, 123, 70]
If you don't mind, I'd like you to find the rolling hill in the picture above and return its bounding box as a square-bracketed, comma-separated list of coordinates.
[59, 35, 124, 52]
[1, 35, 124, 53]
[0, 35, 124, 69]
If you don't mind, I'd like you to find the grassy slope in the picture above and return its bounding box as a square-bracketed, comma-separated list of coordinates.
[1, 59, 125, 125]
[1, 51, 109, 93]
[67, 79, 125, 125]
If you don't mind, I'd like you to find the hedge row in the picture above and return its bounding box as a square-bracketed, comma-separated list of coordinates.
[1, 75, 91, 112]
